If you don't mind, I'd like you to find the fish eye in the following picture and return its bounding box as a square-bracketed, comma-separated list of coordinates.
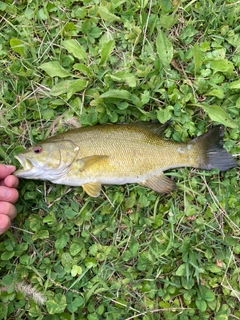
[33, 146, 43, 154]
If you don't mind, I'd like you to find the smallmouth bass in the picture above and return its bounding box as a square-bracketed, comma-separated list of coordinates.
[14, 122, 237, 197]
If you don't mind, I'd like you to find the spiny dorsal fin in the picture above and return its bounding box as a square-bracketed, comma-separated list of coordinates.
[131, 121, 171, 136]
[139, 173, 176, 193]
[82, 182, 102, 197]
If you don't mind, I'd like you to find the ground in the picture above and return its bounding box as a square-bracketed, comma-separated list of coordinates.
[0, 0, 239, 319]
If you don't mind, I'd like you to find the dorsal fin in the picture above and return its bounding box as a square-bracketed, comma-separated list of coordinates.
[131, 121, 171, 136]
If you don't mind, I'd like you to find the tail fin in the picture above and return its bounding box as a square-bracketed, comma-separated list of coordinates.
[192, 125, 237, 171]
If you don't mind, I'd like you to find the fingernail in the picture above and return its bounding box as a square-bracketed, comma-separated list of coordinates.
[1, 188, 12, 199]
[5, 165, 16, 170]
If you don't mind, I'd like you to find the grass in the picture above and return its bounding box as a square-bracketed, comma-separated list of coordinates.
[0, 0, 240, 319]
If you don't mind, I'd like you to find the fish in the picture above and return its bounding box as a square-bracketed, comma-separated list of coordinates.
[14, 122, 237, 197]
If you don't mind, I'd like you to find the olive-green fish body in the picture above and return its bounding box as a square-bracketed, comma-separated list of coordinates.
[14, 122, 237, 197]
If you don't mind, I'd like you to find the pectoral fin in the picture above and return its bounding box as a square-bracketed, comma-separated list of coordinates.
[82, 182, 102, 197]
[139, 174, 176, 194]
[77, 155, 109, 171]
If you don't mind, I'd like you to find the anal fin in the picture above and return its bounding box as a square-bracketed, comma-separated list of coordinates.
[139, 174, 176, 194]
[82, 182, 102, 197]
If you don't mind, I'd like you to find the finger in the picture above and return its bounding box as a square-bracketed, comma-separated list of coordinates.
[0, 214, 11, 235]
[0, 186, 19, 204]
[0, 202, 17, 220]
[0, 165, 16, 180]
[4, 175, 19, 188]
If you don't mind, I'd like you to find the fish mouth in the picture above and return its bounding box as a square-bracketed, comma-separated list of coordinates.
[14, 154, 33, 176]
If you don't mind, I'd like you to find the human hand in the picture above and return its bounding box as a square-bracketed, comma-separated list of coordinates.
[0, 165, 19, 234]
